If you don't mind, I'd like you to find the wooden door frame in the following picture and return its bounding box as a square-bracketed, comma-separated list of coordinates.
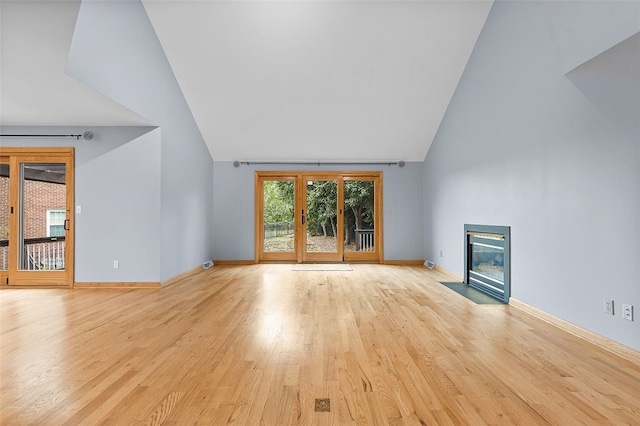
[255, 171, 383, 264]
[0, 147, 75, 287]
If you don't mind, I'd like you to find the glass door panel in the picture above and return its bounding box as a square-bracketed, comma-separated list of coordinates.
[263, 180, 295, 253]
[303, 178, 341, 262]
[344, 180, 375, 252]
[343, 177, 380, 262]
[258, 177, 297, 262]
[19, 163, 68, 272]
[0, 158, 9, 280]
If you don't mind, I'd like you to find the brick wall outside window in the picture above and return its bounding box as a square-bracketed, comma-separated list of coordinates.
[0, 177, 66, 240]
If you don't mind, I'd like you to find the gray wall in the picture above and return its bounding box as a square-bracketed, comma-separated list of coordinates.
[423, 1, 639, 350]
[212, 161, 423, 261]
[66, 0, 214, 281]
[0, 126, 161, 282]
[76, 128, 161, 282]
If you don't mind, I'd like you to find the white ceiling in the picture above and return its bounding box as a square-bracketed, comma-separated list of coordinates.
[1, 0, 492, 162]
[143, 0, 492, 161]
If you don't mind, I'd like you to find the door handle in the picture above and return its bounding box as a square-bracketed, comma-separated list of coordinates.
[64, 219, 70, 231]
[302, 209, 305, 225]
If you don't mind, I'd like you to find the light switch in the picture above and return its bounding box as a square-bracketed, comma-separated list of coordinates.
[76, 205, 82, 214]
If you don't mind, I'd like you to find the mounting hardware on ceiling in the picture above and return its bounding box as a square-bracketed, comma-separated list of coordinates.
[0, 130, 95, 140]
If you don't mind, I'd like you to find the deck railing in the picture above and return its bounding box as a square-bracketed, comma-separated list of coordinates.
[355, 229, 374, 251]
[0, 237, 66, 271]
[0, 245, 7, 271]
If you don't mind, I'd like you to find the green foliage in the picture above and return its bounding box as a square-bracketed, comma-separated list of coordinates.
[344, 181, 374, 243]
[262, 179, 374, 242]
[263, 180, 294, 224]
[306, 180, 337, 236]
[344, 180, 374, 226]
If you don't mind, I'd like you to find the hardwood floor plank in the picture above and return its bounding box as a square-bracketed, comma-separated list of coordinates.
[1, 264, 639, 425]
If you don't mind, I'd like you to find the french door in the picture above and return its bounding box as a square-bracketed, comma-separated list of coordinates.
[0, 148, 74, 287]
[255, 171, 382, 263]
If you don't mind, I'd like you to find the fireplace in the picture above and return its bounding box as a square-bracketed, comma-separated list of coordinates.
[464, 224, 510, 303]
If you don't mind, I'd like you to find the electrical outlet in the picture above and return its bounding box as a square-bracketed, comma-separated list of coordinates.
[604, 299, 614, 315]
[622, 304, 633, 321]
[113, 260, 119, 269]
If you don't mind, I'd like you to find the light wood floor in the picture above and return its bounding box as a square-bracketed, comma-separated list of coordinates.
[1, 265, 639, 425]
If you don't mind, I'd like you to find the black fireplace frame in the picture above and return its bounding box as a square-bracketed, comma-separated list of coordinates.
[464, 224, 510, 303]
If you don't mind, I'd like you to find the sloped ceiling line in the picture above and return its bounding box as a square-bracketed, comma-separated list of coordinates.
[566, 31, 640, 140]
[3, 0, 493, 162]
[542, 0, 640, 75]
[0, 0, 152, 127]
[143, 0, 493, 162]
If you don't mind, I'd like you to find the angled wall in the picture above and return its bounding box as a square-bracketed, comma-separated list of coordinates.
[542, 1, 640, 74]
[567, 32, 640, 141]
[75, 128, 161, 282]
[66, 0, 214, 281]
[423, 1, 640, 350]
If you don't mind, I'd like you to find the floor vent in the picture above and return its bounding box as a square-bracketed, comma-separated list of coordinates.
[314, 398, 330, 412]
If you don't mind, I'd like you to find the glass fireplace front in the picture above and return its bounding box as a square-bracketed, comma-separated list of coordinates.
[464, 225, 510, 303]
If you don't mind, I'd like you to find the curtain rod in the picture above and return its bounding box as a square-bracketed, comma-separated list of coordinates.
[236, 160, 405, 167]
[1, 131, 94, 140]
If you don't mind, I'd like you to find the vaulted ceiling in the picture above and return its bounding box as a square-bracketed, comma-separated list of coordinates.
[1, 0, 493, 162]
[0, 0, 152, 127]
